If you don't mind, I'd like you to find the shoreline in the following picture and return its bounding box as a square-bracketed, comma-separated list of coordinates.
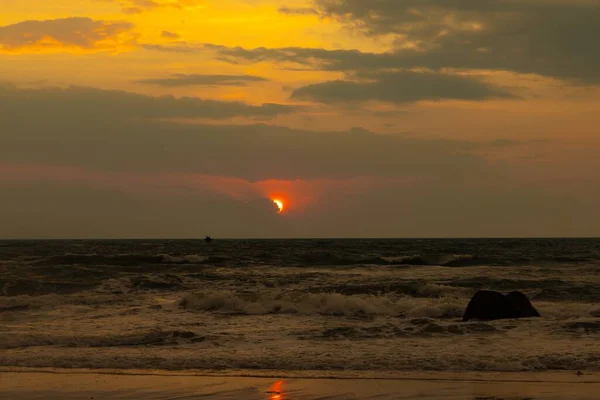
[2, 367, 598, 383]
[1, 369, 600, 400]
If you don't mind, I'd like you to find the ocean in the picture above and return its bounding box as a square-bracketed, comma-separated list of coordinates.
[1, 238, 600, 376]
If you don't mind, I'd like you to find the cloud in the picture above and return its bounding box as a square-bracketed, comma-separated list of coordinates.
[0, 85, 296, 121]
[162, 44, 514, 103]
[0, 18, 135, 54]
[161, 31, 181, 40]
[203, 43, 352, 66]
[0, 163, 407, 212]
[1, 161, 598, 238]
[196, 0, 600, 84]
[312, 0, 600, 84]
[0, 84, 490, 182]
[292, 70, 515, 104]
[278, 6, 319, 15]
[0, 177, 290, 239]
[0, 163, 414, 239]
[142, 42, 201, 53]
[1, 84, 598, 237]
[109, 0, 204, 14]
[136, 73, 269, 87]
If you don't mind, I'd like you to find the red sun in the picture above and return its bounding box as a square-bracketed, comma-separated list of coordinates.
[272, 198, 285, 213]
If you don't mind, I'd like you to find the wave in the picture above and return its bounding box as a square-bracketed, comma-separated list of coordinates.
[129, 274, 187, 291]
[384, 254, 478, 266]
[0, 292, 123, 310]
[296, 319, 502, 341]
[0, 279, 97, 297]
[0, 272, 189, 297]
[308, 282, 471, 298]
[178, 290, 465, 318]
[36, 253, 209, 267]
[295, 253, 529, 267]
[177, 288, 600, 320]
[0, 329, 207, 350]
[294, 252, 600, 268]
[289, 253, 480, 267]
[20, 250, 598, 270]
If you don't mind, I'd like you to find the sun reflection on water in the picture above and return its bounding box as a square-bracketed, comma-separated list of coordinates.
[267, 380, 284, 400]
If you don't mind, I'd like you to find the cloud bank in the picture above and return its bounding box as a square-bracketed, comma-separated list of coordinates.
[313, 0, 600, 83]
[1, 82, 598, 237]
[0, 84, 296, 121]
[0, 18, 135, 53]
[291, 70, 514, 104]
[113, 0, 204, 14]
[136, 74, 269, 87]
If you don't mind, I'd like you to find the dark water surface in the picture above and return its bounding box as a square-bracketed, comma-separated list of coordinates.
[1, 239, 599, 373]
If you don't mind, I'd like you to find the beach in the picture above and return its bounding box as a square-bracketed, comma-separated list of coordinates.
[1, 369, 600, 399]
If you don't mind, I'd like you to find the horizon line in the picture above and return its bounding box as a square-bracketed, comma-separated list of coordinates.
[1, 236, 599, 241]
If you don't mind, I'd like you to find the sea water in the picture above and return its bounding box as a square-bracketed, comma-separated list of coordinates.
[1, 239, 599, 375]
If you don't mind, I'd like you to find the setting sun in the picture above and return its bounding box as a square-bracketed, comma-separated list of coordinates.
[272, 199, 284, 213]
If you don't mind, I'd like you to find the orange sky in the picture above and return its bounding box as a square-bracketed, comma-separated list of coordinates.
[1, 0, 599, 237]
[1, 1, 598, 142]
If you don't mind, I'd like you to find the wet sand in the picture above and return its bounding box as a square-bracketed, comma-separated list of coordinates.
[1, 369, 599, 400]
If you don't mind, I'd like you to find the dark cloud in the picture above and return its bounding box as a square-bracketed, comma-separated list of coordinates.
[0, 17, 134, 52]
[142, 42, 200, 53]
[194, 0, 600, 84]
[0, 85, 489, 182]
[200, 45, 515, 103]
[0, 181, 290, 239]
[313, 0, 600, 84]
[0, 85, 295, 121]
[109, 0, 204, 14]
[295, 179, 600, 238]
[292, 70, 515, 104]
[136, 73, 269, 87]
[204, 44, 356, 66]
[1, 84, 598, 237]
[278, 6, 319, 15]
[161, 31, 181, 40]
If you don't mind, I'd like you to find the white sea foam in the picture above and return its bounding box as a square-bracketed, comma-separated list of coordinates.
[179, 290, 467, 318]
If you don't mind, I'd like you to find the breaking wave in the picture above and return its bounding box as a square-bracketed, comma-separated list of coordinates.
[293, 253, 488, 267]
[179, 290, 465, 318]
[0, 329, 206, 350]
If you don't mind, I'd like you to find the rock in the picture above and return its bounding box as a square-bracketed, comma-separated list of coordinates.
[462, 290, 540, 321]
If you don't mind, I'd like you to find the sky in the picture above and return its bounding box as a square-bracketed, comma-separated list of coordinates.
[1, 0, 599, 238]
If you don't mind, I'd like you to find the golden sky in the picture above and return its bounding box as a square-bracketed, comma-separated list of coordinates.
[1, 0, 599, 237]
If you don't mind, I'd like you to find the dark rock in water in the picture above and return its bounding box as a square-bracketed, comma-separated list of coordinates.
[462, 290, 540, 321]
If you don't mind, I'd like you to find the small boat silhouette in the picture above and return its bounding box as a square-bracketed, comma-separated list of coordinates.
[204, 236, 213, 243]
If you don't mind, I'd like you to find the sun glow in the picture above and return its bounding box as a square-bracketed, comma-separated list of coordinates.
[267, 380, 284, 400]
[272, 199, 284, 213]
